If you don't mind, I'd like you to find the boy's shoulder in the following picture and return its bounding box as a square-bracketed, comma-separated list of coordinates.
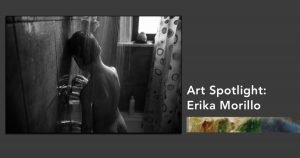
[108, 66, 120, 85]
[110, 66, 117, 74]
[108, 66, 119, 78]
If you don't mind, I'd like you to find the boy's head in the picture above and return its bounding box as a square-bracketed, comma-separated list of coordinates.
[68, 31, 101, 69]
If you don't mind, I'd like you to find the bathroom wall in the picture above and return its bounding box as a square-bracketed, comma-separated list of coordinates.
[6, 16, 119, 133]
[116, 45, 154, 112]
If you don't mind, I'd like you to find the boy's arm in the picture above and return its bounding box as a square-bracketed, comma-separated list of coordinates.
[72, 75, 92, 133]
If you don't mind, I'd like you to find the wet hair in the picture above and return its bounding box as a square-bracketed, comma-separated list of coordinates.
[68, 31, 101, 66]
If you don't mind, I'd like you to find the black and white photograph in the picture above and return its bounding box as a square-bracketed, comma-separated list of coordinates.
[6, 16, 182, 134]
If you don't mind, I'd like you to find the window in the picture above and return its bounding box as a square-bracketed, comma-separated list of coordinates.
[138, 16, 161, 34]
[132, 16, 161, 42]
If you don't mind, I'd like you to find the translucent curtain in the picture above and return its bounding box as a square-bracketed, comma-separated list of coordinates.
[118, 16, 133, 42]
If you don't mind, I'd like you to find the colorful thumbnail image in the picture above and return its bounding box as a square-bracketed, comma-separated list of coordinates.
[187, 117, 300, 133]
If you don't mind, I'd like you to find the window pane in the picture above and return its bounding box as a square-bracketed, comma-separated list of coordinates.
[138, 16, 161, 34]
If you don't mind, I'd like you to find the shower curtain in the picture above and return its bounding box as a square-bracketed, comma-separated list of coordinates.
[143, 16, 182, 133]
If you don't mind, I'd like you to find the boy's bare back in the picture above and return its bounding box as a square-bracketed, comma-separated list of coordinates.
[80, 66, 126, 133]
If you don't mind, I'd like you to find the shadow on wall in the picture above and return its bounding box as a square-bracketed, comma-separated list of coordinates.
[5, 16, 120, 133]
